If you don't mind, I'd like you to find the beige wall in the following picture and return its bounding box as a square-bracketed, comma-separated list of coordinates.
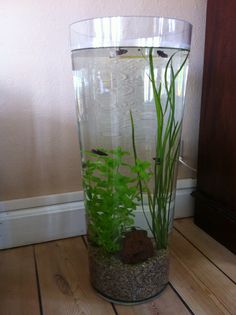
[0, 0, 207, 200]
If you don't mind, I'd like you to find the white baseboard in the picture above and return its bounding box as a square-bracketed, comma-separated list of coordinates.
[0, 179, 196, 249]
[1, 191, 84, 212]
[0, 201, 86, 250]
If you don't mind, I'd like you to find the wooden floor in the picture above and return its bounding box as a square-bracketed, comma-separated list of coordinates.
[1, 218, 236, 315]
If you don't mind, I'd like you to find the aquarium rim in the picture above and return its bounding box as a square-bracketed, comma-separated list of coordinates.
[70, 16, 192, 51]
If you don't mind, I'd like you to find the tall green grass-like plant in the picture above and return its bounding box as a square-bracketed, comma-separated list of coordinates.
[130, 48, 189, 250]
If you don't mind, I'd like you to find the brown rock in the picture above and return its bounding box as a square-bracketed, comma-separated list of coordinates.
[120, 229, 154, 264]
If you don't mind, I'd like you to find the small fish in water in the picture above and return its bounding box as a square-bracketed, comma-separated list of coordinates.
[91, 149, 108, 156]
[152, 157, 161, 165]
[109, 48, 128, 58]
[115, 48, 128, 56]
[157, 50, 168, 58]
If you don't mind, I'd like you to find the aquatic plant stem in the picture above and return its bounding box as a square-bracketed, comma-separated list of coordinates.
[129, 110, 154, 235]
[130, 48, 189, 250]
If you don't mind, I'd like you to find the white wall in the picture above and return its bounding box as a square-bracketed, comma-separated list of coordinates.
[0, 0, 207, 200]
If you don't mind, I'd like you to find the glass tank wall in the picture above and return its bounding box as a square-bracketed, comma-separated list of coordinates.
[70, 16, 192, 304]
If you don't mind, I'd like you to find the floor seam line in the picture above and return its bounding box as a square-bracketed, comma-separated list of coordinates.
[81, 235, 88, 248]
[33, 246, 44, 315]
[168, 282, 195, 315]
[112, 303, 119, 315]
[173, 226, 236, 285]
[81, 235, 117, 314]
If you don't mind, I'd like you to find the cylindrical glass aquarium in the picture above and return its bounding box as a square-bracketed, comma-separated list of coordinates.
[70, 16, 192, 304]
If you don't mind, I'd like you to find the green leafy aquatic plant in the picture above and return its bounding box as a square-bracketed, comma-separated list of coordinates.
[83, 147, 151, 254]
[130, 48, 189, 250]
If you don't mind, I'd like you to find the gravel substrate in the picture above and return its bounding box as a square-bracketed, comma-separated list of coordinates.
[88, 245, 169, 304]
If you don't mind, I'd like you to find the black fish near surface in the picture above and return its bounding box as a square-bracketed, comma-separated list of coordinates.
[115, 48, 128, 56]
[157, 50, 168, 58]
[109, 48, 128, 58]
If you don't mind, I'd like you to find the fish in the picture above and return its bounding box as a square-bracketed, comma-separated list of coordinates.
[115, 48, 128, 56]
[152, 157, 161, 165]
[157, 50, 168, 58]
[109, 48, 128, 58]
[91, 149, 108, 156]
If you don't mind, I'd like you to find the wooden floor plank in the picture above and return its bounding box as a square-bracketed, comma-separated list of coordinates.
[169, 251, 230, 315]
[114, 285, 192, 315]
[35, 237, 115, 315]
[174, 218, 236, 283]
[170, 229, 236, 315]
[2, 219, 236, 315]
[0, 246, 40, 315]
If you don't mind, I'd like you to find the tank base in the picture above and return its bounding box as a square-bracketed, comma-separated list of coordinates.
[93, 283, 168, 305]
